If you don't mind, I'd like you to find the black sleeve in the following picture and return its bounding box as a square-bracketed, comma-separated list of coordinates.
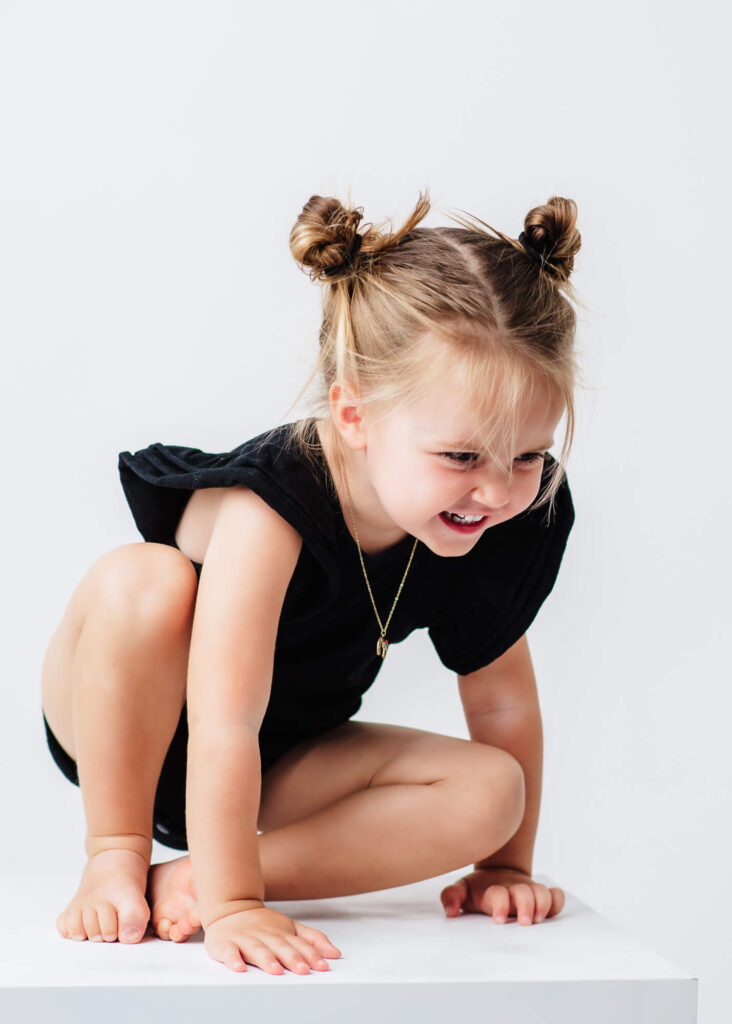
[117, 439, 337, 575]
[118, 443, 213, 546]
[427, 470, 575, 676]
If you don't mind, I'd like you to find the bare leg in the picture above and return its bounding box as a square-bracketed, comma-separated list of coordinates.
[257, 767, 522, 901]
[148, 727, 524, 939]
[46, 545, 196, 943]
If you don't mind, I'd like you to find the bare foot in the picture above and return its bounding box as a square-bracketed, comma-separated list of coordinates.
[56, 848, 151, 943]
[146, 855, 201, 942]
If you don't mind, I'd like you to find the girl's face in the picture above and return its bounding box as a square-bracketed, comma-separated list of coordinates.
[327, 343, 564, 559]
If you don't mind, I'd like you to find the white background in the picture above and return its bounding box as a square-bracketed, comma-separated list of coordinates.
[2, 1, 729, 1019]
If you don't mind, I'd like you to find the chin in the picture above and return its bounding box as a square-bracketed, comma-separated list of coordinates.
[421, 536, 481, 558]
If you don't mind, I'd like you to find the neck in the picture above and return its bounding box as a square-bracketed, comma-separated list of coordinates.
[315, 418, 408, 556]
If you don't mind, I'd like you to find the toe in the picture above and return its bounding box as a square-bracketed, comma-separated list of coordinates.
[82, 907, 102, 942]
[118, 901, 150, 943]
[96, 901, 118, 942]
[177, 918, 195, 942]
[66, 908, 86, 941]
[56, 911, 68, 939]
[155, 917, 172, 941]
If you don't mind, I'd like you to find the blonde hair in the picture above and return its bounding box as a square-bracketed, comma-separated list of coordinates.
[266, 189, 583, 521]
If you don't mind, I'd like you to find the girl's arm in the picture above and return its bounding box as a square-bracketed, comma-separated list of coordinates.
[184, 486, 303, 929]
[458, 634, 543, 874]
[439, 635, 564, 925]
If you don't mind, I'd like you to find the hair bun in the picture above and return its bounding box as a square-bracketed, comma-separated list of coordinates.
[290, 196, 365, 283]
[520, 196, 581, 283]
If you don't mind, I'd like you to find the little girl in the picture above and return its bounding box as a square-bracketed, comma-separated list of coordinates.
[41, 190, 581, 975]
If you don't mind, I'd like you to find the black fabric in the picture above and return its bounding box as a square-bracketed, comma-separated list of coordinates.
[42, 702, 326, 851]
[43, 707, 192, 851]
[45, 418, 574, 851]
[427, 485, 575, 674]
[118, 416, 575, 683]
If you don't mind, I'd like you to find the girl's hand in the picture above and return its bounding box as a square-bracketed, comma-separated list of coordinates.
[203, 905, 342, 975]
[440, 867, 565, 925]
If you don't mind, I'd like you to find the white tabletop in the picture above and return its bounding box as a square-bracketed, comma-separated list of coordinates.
[0, 871, 697, 1023]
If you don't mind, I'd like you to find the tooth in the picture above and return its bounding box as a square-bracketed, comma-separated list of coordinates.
[445, 511, 482, 523]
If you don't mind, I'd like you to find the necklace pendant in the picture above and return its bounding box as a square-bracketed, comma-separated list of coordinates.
[376, 636, 389, 659]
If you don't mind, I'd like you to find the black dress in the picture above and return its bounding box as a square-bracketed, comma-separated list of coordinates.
[43, 418, 575, 851]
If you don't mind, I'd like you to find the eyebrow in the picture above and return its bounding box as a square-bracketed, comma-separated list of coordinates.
[437, 439, 555, 452]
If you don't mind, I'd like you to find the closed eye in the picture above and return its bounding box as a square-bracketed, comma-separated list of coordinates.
[439, 451, 479, 464]
[515, 452, 548, 465]
[438, 451, 548, 466]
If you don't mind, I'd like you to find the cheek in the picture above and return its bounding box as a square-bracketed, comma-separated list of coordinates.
[428, 468, 463, 501]
[380, 463, 432, 513]
[399, 469, 452, 516]
[512, 470, 543, 509]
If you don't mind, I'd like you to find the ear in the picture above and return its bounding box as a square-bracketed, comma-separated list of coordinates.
[329, 380, 368, 451]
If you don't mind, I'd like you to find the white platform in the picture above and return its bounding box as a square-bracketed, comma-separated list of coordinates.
[0, 871, 697, 1023]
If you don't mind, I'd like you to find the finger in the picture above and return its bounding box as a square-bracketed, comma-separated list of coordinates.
[286, 933, 331, 971]
[441, 879, 468, 917]
[531, 886, 553, 923]
[212, 940, 248, 973]
[240, 939, 285, 975]
[547, 887, 565, 918]
[509, 883, 535, 925]
[264, 935, 312, 975]
[485, 885, 510, 923]
[294, 922, 342, 957]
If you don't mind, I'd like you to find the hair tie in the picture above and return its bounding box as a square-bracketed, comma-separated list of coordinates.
[323, 232, 364, 278]
[518, 231, 546, 269]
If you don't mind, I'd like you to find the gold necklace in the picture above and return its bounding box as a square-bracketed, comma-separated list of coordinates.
[337, 448, 419, 660]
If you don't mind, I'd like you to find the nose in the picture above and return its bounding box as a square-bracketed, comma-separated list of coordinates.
[470, 466, 511, 511]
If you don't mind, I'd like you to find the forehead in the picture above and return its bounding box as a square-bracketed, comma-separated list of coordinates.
[402, 341, 562, 445]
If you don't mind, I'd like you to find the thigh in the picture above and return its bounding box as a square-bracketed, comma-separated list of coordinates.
[257, 720, 514, 833]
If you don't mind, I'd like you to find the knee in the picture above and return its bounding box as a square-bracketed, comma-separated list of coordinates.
[454, 745, 526, 856]
[90, 542, 198, 635]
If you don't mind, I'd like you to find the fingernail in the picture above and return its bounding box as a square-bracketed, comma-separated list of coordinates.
[122, 928, 139, 940]
[521, 915, 531, 924]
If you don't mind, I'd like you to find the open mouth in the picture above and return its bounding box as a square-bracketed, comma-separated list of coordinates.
[439, 510, 487, 533]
